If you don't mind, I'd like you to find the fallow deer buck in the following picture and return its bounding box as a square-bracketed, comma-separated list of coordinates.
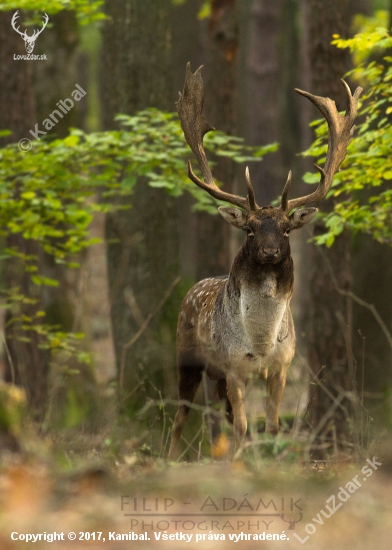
[168, 63, 361, 460]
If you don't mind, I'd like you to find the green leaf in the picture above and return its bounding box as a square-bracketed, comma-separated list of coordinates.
[303, 172, 320, 184]
[21, 191, 36, 200]
[121, 176, 137, 189]
[31, 275, 59, 287]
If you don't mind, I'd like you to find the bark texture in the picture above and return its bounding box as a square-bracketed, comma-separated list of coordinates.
[304, 0, 357, 455]
[33, 10, 82, 343]
[0, 12, 35, 145]
[171, 0, 203, 282]
[245, 0, 301, 205]
[246, 0, 282, 206]
[196, 0, 239, 279]
[34, 10, 80, 138]
[351, 235, 392, 415]
[0, 12, 48, 417]
[101, 0, 180, 410]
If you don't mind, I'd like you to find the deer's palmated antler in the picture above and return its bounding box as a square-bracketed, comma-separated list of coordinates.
[281, 80, 362, 214]
[177, 63, 259, 212]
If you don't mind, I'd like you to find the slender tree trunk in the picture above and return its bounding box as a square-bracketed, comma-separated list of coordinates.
[0, 12, 48, 417]
[34, 10, 80, 138]
[351, 236, 392, 413]
[33, 10, 81, 336]
[245, 0, 283, 205]
[101, 0, 180, 411]
[0, 12, 35, 145]
[278, 0, 302, 172]
[171, 0, 203, 282]
[304, 0, 356, 455]
[195, 0, 240, 279]
[244, 0, 302, 205]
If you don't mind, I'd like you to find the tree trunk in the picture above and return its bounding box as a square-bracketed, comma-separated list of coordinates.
[33, 10, 81, 337]
[34, 10, 80, 138]
[195, 0, 240, 279]
[245, 0, 283, 205]
[351, 236, 392, 419]
[0, 12, 35, 145]
[101, 0, 180, 411]
[304, 0, 356, 456]
[0, 12, 48, 417]
[171, 0, 203, 282]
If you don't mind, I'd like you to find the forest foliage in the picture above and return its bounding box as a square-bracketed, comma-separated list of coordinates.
[0, 110, 274, 267]
[0, 0, 105, 23]
[302, 22, 392, 246]
[0, 109, 275, 358]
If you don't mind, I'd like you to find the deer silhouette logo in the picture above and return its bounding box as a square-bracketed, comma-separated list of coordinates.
[11, 11, 49, 54]
[280, 512, 303, 530]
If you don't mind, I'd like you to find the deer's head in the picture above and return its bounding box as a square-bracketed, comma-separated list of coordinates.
[177, 63, 362, 263]
[11, 11, 49, 54]
[218, 178, 317, 266]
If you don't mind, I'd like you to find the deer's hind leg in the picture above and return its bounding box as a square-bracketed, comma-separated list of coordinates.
[168, 364, 203, 461]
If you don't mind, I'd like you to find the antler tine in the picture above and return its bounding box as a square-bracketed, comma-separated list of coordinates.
[283, 80, 362, 214]
[11, 11, 26, 37]
[245, 167, 259, 210]
[177, 63, 255, 212]
[280, 170, 292, 213]
[35, 13, 49, 36]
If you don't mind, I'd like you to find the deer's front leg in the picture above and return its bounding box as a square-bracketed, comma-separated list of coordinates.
[226, 372, 247, 450]
[266, 370, 287, 435]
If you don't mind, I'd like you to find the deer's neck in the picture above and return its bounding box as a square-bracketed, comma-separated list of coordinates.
[224, 246, 294, 356]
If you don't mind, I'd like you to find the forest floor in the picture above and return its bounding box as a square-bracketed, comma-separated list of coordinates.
[0, 427, 391, 550]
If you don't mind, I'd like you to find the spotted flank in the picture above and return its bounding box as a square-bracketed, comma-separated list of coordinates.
[179, 277, 227, 330]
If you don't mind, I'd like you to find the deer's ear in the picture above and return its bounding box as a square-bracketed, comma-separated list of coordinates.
[218, 206, 247, 228]
[289, 207, 318, 230]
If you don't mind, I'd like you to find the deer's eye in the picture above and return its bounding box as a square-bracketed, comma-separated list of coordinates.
[284, 228, 291, 237]
[244, 226, 254, 237]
